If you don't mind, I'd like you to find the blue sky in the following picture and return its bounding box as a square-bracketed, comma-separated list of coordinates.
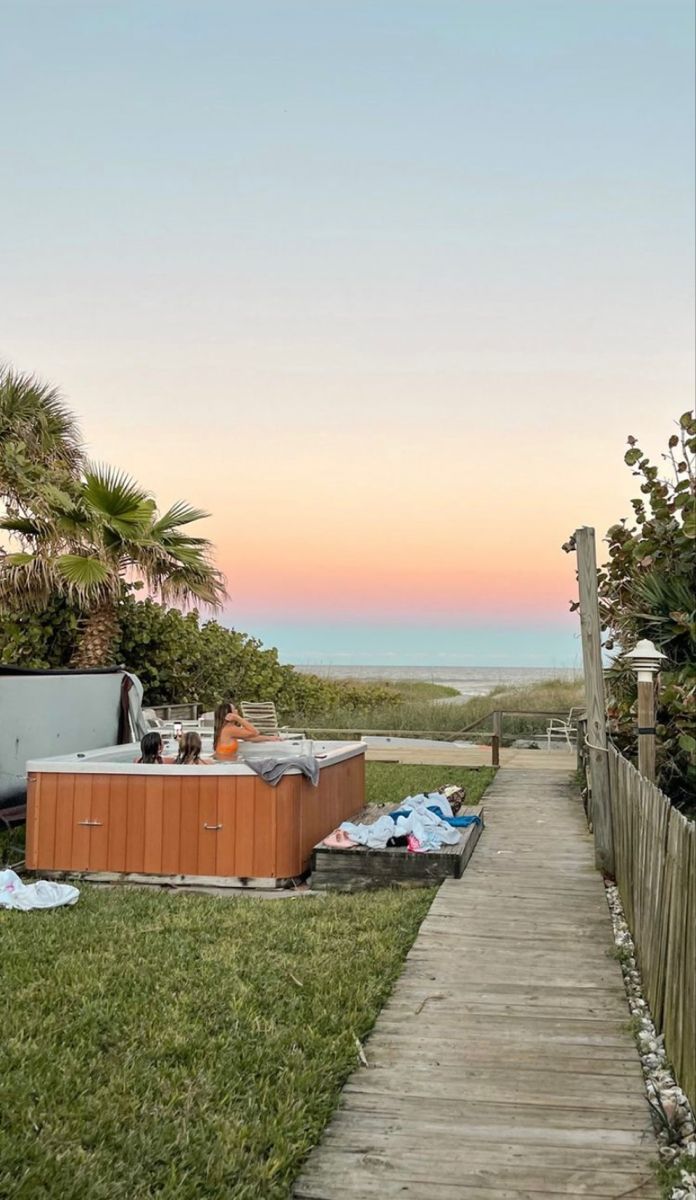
[1, 1, 693, 665]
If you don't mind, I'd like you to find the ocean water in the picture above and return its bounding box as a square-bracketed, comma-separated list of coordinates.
[292, 664, 581, 700]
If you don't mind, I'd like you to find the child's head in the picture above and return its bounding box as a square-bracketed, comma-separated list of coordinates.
[140, 731, 163, 764]
[177, 732, 203, 764]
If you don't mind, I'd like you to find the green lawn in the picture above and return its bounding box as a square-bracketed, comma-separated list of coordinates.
[1, 761, 494, 1199]
[365, 761, 494, 808]
[2, 886, 435, 1200]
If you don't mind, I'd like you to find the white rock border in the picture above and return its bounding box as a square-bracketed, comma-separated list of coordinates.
[604, 882, 696, 1199]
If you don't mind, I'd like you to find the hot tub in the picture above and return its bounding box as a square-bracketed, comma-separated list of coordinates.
[25, 740, 365, 887]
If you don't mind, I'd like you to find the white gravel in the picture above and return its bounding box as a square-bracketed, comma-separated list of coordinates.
[605, 882, 696, 1199]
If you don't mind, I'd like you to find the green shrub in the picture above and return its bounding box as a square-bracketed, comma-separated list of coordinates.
[597, 411, 696, 809]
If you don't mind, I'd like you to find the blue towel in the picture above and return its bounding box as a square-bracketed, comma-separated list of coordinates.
[389, 805, 481, 829]
[439, 811, 482, 828]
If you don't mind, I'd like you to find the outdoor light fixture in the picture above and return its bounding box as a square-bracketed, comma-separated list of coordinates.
[624, 639, 666, 781]
[624, 639, 666, 682]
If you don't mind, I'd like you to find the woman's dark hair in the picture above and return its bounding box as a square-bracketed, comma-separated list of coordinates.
[176, 731, 204, 764]
[213, 700, 235, 749]
[139, 732, 163, 764]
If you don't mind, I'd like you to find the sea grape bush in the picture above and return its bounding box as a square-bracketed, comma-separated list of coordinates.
[114, 597, 399, 715]
[597, 410, 696, 809]
[0, 596, 80, 670]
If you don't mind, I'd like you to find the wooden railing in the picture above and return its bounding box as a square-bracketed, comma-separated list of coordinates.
[607, 745, 695, 1110]
[299, 709, 576, 766]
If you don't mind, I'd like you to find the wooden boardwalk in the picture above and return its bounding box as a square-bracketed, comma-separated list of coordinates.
[365, 744, 576, 771]
[295, 768, 659, 1199]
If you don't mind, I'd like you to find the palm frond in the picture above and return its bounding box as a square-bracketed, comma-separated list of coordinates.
[0, 365, 83, 470]
[151, 501, 211, 535]
[0, 516, 44, 538]
[159, 565, 227, 608]
[632, 572, 695, 616]
[1, 552, 35, 566]
[156, 532, 209, 549]
[55, 555, 115, 598]
[158, 538, 215, 566]
[83, 465, 155, 525]
[1, 427, 226, 618]
[0, 553, 64, 610]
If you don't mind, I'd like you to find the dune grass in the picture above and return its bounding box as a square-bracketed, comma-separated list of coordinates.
[372, 679, 459, 701]
[298, 677, 585, 741]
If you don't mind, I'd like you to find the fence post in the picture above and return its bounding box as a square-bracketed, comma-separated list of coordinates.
[493, 710, 502, 745]
[574, 526, 614, 877]
[491, 735, 500, 767]
[637, 679, 657, 782]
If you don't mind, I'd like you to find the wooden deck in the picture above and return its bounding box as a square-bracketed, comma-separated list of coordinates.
[365, 743, 576, 770]
[294, 768, 659, 1199]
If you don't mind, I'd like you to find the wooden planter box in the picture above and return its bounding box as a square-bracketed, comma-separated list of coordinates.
[310, 804, 484, 891]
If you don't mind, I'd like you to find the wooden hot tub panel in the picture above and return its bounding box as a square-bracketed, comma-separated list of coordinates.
[26, 755, 365, 880]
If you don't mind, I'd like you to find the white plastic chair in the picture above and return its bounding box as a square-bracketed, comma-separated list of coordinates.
[546, 707, 583, 751]
[240, 701, 305, 740]
[240, 701, 281, 735]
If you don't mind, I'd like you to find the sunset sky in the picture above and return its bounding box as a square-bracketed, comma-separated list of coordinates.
[1, 1, 694, 666]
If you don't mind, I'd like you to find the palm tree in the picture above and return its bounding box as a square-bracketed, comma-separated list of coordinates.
[0, 465, 226, 667]
[0, 365, 84, 510]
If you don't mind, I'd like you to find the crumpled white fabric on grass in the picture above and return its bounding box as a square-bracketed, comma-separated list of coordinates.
[0, 869, 79, 912]
[340, 793, 461, 852]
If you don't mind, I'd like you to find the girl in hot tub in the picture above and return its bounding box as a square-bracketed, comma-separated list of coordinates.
[136, 732, 176, 764]
[175, 732, 212, 765]
[213, 700, 280, 760]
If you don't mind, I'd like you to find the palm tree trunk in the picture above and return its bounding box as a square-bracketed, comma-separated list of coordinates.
[71, 599, 120, 668]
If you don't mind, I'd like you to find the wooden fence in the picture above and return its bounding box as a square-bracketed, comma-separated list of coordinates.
[608, 745, 695, 1110]
[302, 709, 573, 766]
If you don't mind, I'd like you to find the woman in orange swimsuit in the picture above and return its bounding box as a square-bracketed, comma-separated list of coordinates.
[213, 700, 280, 760]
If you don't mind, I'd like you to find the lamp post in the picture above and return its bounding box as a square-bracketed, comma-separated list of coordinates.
[624, 639, 666, 782]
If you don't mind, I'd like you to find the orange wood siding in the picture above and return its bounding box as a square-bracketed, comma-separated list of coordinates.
[26, 757, 364, 880]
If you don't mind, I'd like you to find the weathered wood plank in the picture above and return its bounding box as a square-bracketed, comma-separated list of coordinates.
[328, 1093, 654, 1135]
[315, 1129, 652, 1171]
[296, 1186, 648, 1200]
[296, 1151, 658, 1197]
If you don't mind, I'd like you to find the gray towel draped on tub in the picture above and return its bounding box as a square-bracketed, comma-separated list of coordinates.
[246, 756, 320, 787]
